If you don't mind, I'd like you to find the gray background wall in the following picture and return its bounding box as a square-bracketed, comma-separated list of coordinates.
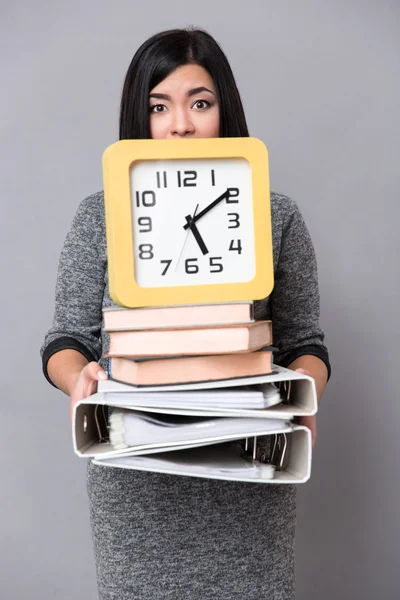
[1, 1, 399, 598]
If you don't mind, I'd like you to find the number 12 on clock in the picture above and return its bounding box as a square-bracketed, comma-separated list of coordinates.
[155, 168, 217, 188]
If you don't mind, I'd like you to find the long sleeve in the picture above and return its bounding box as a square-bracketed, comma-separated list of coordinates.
[269, 194, 331, 379]
[40, 192, 107, 387]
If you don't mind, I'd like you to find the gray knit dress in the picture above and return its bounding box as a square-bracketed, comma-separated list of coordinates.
[41, 191, 330, 599]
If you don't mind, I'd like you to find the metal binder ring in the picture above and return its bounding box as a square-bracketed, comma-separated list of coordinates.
[271, 433, 287, 470]
[83, 414, 88, 433]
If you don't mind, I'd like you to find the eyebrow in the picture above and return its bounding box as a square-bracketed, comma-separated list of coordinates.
[149, 87, 216, 101]
[187, 86, 215, 98]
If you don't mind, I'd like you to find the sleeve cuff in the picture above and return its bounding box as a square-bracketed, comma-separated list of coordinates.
[276, 345, 331, 381]
[42, 336, 99, 388]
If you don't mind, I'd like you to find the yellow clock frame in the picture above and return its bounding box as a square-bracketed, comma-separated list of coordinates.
[102, 137, 273, 308]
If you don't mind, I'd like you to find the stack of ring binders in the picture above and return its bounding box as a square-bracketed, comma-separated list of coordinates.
[73, 365, 317, 484]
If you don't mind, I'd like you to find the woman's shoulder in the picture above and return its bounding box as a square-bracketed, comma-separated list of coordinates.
[64, 191, 106, 255]
[71, 190, 106, 235]
[270, 191, 300, 224]
[75, 190, 105, 220]
[269, 192, 313, 262]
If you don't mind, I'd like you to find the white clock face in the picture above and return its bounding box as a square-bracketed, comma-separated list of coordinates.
[130, 158, 255, 288]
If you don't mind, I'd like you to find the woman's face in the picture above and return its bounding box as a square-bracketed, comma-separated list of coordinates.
[149, 64, 220, 139]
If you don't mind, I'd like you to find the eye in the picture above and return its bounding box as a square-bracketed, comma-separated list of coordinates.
[192, 100, 211, 110]
[150, 104, 167, 114]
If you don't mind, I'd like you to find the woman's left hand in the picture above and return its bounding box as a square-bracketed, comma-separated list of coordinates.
[294, 368, 317, 448]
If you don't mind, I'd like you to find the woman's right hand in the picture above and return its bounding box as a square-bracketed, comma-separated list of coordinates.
[70, 362, 108, 423]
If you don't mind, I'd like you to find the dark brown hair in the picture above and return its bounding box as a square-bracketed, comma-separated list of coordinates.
[119, 28, 249, 139]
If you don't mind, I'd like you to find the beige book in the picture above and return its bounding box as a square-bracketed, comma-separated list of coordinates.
[103, 302, 253, 331]
[106, 321, 272, 358]
[107, 348, 273, 386]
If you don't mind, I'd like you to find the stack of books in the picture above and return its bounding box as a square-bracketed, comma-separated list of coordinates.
[72, 302, 318, 483]
[103, 302, 274, 387]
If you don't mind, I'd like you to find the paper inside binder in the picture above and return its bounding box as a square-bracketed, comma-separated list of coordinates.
[94, 400, 291, 471]
[101, 402, 291, 470]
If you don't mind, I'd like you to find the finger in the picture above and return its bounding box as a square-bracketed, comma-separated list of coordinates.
[70, 397, 77, 424]
[311, 424, 317, 447]
[70, 373, 103, 423]
[97, 368, 108, 380]
[84, 362, 108, 381]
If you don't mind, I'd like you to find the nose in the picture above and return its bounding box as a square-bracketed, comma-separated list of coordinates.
[170, 107, 195, 137]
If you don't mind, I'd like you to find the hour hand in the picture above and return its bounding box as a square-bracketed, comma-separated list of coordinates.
[184, 214, 209, 255]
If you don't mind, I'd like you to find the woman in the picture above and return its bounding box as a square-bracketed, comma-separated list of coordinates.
[41, 28, 330, 599]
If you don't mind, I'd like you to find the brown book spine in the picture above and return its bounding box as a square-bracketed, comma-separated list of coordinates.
[107, 348, 273, 386]
[107, 321, 272, 358]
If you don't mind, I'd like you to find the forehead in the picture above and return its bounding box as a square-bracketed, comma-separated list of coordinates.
[150, 64, 215, 94]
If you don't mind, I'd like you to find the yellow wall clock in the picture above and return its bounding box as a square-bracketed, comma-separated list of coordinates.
[102, 137, 273, 308]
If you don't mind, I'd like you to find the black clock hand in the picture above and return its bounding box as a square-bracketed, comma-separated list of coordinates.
[184, 214, 209, 255]
[183, 189, 229, 230]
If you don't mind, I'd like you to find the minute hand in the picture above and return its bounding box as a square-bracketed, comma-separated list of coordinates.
[183, 190, 229, 230]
